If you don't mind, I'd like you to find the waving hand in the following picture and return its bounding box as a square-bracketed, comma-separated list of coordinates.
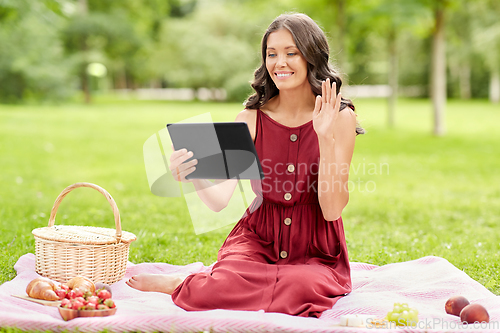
[312, 78, 342, 141]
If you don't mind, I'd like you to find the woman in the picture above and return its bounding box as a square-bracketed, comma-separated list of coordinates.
[127, 13, 363, 318]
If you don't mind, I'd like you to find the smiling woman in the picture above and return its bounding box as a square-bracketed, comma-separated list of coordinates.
[245, 13, 364, 135]
[127, 13, 363, 318]
[265, 29, 309, 92]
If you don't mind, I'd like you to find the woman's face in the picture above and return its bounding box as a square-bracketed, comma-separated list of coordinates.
[266, 29, 309, 92]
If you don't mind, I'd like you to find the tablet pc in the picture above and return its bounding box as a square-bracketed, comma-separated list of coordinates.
[167, 122, 264, 180]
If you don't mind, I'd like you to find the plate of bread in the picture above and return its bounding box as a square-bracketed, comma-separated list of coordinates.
[13, 276, 116, 320]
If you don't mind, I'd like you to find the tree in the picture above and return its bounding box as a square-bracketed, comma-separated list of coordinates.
[334, 0, 347, 70]
[365, 0, 430, 127]
[61, 0, 171, 103]
[151, 2, 259, 101]
[430, 0, 447, 136]
[0, 0, 74, 103]
[447, 4, 472, 99]
[60, 0, 196, 102]
[469, 0, 500, 103]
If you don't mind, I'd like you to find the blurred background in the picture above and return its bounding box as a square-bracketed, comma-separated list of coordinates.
[1, 0, 499, 111]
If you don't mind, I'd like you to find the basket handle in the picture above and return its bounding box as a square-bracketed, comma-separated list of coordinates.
[48, 182, 122, 241]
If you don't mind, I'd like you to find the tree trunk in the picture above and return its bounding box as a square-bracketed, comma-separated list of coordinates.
[78, 0, 88, 14]
[336, 0, 346, 73]
[81, 66, 91, 104]
[387, 26, 398, 128]
[459, 61, 471, 99]
[79, 0, 90, 103]
[116, 70, 127, 90]
[431, 1, 446, 136]
[490, 70, 500, 104]
[150, 79, 161, 88]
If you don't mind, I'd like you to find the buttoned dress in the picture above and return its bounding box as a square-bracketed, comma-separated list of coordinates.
[171, 109, 352, 317]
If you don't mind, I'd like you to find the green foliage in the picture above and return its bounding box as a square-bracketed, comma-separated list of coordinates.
[61, 11, 143, 76]
[168, 0, 197, 18]
[445, 0, 500, 98]
[0, 0, 499, 103]
[224, 72, 254, 103]
[148, 0, 307, 101]
[343, 0, 433, 86]
[0, 0, 74, 103]
[151, 4, 260, 100]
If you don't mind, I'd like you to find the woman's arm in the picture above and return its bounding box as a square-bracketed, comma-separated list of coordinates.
[313, 79, 357, 221]
[190, 179, 238, 212]
[317, 109, 356, 221]
[169, 109, 257, 212]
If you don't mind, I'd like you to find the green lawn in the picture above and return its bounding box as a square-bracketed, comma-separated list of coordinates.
[1, 97, 499, 297]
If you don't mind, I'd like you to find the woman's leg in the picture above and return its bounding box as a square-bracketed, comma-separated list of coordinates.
[172, 257, 276, 311]
[126, 273, 189, 294]
[267, 264, 349, 317]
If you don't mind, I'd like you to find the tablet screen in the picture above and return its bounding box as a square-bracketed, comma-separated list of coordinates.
[167, 122, 264, 180]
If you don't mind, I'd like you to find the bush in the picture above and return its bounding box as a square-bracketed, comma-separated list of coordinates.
[0, 3, 74, 103]
[224, 72, 254, 103]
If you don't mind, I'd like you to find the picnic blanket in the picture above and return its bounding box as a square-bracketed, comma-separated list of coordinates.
[0, 254, 499, 333]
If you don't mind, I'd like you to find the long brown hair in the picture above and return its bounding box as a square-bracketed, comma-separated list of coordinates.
[245, 13, 364, 135]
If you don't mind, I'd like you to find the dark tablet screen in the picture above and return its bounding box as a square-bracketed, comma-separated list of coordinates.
[167, 122, 264, 180]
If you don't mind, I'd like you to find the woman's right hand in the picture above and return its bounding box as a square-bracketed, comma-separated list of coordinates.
[169, 146, 198, 182]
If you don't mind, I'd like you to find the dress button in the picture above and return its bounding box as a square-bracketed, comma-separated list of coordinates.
[280, 250, 288, 259]
[290, 134, 298, 142]
[284, 193, 292, 201]
[284, 218, 291, 226]
[287, 164, 295, 173]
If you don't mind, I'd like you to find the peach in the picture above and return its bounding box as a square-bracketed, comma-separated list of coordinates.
[460, 303, 489, 324]
[445, 295, 469, 316]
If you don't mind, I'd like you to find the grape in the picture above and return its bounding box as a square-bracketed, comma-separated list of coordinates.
[387, 302, 419, 326]
[387, 311, 399, 322]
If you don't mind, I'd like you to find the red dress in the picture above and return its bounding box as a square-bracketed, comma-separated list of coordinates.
[171, 109, 352, 317]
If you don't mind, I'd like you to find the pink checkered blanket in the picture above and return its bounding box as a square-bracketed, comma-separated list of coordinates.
[0, 254, 499, 332]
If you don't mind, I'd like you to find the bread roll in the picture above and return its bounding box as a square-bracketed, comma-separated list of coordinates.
[26, 277, 59, 301]
[67, 276, 95, 293]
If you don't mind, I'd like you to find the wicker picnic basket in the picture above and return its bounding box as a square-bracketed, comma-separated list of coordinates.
[32, 182, 137, 284]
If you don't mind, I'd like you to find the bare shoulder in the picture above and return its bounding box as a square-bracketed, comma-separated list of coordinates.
[235, 108, 257, 122]
[334, 107, 357, 142]
[235, 109, 258, 141]
[338, 106, 357, 123]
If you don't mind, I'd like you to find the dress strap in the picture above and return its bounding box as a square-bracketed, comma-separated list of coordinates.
[254, 109, 263, 142]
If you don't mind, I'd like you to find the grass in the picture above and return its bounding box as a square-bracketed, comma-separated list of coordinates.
[1, 97, 499, 301]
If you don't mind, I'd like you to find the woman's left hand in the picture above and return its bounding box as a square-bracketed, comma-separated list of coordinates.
[312, 78, 342, 141]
